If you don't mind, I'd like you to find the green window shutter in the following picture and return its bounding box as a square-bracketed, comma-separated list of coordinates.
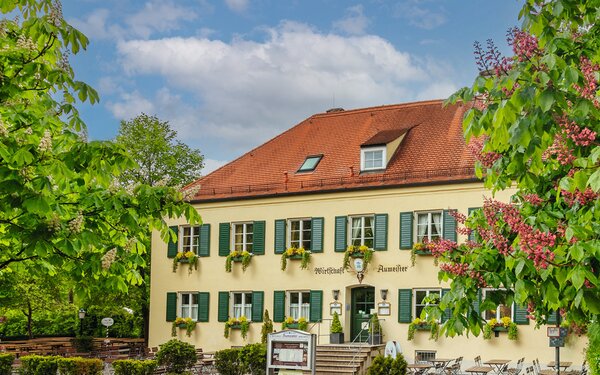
[218, 223, 230, 257]
[198, 224, 210, 257]
[273, 291, 286, 323]
[472, 289, 482, 315]
[374, 214, 388, 251]
[514, 304, 529, 325]
[166, 292, 177, 322]
[309, 290, 323, 322]
[398, 289, 412, 323]
[274, 220, 286, 254]
[468, 207, 480, 242]
[334, 216, 347, 252]
[218, 291, 229, 322]
[167, 226, 178, 258]
[197, 292, 210, 322]
[253, 221, 266, 255]
[443, 210, 457, 242]
[399, 212, 413, 250]
[311, 217, 324, 253]
[252, 291, 264, 322]
[441, 289, 451, 323]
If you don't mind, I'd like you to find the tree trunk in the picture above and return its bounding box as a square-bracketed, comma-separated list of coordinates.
[140, 266, 150, 345]
[27, 301, 33, 339]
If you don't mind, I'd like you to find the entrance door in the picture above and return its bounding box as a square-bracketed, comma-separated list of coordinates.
[350, 286, 375, 343]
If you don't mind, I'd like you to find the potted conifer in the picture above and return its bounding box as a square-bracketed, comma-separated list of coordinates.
[330, 312, 344, 344]
[368, 313, 382, 345]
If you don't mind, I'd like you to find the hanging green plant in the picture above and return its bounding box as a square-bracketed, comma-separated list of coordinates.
[342, 245, 373, 271]
[225, 250, 253, 272]
[172, 251, 199, 274]
[224, 316, 250, 339]
[281, 247, 311, 271]
[171, 317, 197, 337]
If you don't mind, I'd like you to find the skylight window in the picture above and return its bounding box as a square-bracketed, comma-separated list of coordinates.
[297, 155, 322, 172]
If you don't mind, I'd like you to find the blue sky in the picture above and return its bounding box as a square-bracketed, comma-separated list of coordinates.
[63, 0, 523, 173]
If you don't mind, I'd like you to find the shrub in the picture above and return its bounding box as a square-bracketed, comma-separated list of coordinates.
[239, 343, 266, 375]
[20, 355, 61, 375]
[0, 354, 14, 375]
[261, 310, 273, 344]
[330, 312, 342, 334]
[71, 336, 94, 353]
[588, 321, 600, 375]
[57, 357, 103, 375]
[214, 348, 243, 375]
[113, 359, 158, 375]
[155, 339, 196, 374]
[367, 354, 408, 375]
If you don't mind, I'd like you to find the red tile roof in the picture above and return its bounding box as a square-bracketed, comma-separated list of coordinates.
[187, 100, 477, 202]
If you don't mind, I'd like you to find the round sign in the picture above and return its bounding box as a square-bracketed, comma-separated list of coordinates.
[101, 317, 114, 327]
[384, 341, 402, 359]
[353, 258, 364, 272]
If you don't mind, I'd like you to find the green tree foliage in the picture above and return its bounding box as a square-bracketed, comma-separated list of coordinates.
[367, 354, 408, 375]
[0, 1, 199, 297]
[588, 322, 600, 375]
[440, 0, 600, 336]
[115, 113, 204, 188]
[0, 354, 14, 375]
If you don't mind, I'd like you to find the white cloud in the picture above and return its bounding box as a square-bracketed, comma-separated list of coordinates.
[394, 0, 447, 30]
[127, 0, 198, 39]
[70, 8, 124, 40]
[106, 91, 155, 120]
[114, 21, 455, 159]
[225, 0, 249, 13]
[333, 5, 370, 35]
[202, 158, 229, 174]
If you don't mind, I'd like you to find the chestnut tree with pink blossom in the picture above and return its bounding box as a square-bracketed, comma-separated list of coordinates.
[438, 0, 600, 337]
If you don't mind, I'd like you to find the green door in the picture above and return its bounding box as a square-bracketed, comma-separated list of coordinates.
[351, 286, 375, 342]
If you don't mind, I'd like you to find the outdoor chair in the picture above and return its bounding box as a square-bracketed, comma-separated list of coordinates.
[445, 357, 463, 375]
[475, 356, 482, 367]
[526, 366, 535, 375]
[533, 359, 541, 375]
[507, 358, 525, 375]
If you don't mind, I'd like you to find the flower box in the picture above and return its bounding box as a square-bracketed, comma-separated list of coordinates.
[350, 252, 365, 259]
[288, 254, 304, 260]
[229, 323, 242, 329]
[493, 326, 508, 332]
[414, 324, 432, 331]
[177, 258, 191, 263]
[413, 250, 432, 255]
[232, 256, 244, 262]
[285, 323, 300, 329]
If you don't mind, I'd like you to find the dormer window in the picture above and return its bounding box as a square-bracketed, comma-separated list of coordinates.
[361, 146, 386, 171]
[297, 155, 322, 173]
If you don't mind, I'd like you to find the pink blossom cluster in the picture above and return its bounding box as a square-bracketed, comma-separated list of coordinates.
[449, 210, 466, 224]
[457, 226, 473, 237]
[430, 239, 458, 257]
[522, 193, 544, 206]
[439, 262, 469, 276]
[573, 56, 600, 106]
[469, 270, 487, 288]
[557, 115, 597, 147]
[543, 134, 576, 165]
[495, 56, 514, 77]
[519, 229, 557, 269]
[526, 302, 537, 320]
[468, 137, 502, 168]
[508, 28, 539, 62]
[562, 187, 599, 207]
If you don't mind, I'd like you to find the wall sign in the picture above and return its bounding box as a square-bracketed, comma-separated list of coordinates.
[377, 264, 408, 273]
[314, 267, 345, 275]
[267, 330, 316, 374]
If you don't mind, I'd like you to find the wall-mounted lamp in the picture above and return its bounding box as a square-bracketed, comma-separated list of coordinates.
[380, 289, 388, 301]
[332, 290, 340, 301]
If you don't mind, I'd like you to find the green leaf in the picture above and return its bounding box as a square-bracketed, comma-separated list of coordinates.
[570, 268, 586, 290]
[564, 66, 579, 85]
[538, 90, 554, 112]
[584, 291, 600, 314]
[589, 169, 600, 192]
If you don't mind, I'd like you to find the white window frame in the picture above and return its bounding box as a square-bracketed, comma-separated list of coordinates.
[360, 146, 386, 171]
[180, 225, 200, 254]
[286, 290, 311, 320]
[178, 292, 198, 321]
[413, 288, 441, 321]
[287, 218, 312, 250]
[232, 222, 254, 253]
[231, 291, 253, 320]
[349, 215, 375, 249]
[482, 288, 513, 321]
[415, 211, 443, 243]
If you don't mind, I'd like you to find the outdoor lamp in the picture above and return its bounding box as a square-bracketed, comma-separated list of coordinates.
[380, 289, 388, 301]
[78, 308, 86, 320]
[332, 290, 340, 301]
[78, 308, 86, 336]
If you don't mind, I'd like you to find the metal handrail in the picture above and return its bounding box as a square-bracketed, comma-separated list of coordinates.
[347, 318, 385, 369]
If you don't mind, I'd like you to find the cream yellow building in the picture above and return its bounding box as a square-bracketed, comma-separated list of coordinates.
[148, 101, 586, 367]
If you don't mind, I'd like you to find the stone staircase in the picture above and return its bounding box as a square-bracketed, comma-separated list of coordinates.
[310, 344, 384, 375]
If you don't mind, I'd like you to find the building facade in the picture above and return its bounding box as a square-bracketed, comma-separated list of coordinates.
[148, 100, 586, 363]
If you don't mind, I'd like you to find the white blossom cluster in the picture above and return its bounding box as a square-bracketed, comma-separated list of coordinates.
[124, 237, 137, 252]
[38, 130, 52, 152]
[24, 127, 32, 135]
[48, 213, 61, 232]
[16, 34, 36, 50]
[182, 185, 201, 201]
[101, 248, 117, 270]
[48, 1, 63, 27]
[68, 212, 84, 234]
[0, 120, 8, 137]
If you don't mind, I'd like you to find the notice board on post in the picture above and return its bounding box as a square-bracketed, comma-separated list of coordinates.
[267, 330, 316, 374]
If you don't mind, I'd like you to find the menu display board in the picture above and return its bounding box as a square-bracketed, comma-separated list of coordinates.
[267, 330, 316, 373]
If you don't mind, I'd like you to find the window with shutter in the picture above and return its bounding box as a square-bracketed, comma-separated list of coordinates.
[334, 216, 347, 252]
[288, 218, 312, 250]
[166, 292, 177, 322]
[309, 290, 323, 322]
[167, 226, 178, 258]
[197, 292, 210, 322]
[274, 220, 286, 254]
[218, 223, 230, 257]
[374, 214, 388, 250]
[198, 224, 210, 257]
[218, 291, 229, 322]
[399, 212, 413, 250]
[311, 217, 324, 253]
[253, 221, 265, 255]
[273, 291, 286, 323]
[398, 289, 412, 323]
[443, 210, 457, 242]
[251, 291, 264, 322]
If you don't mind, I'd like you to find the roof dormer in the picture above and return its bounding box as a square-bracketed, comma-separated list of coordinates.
[360, 129, 409, 172]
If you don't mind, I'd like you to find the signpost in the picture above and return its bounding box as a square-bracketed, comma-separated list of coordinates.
[101, 317, 114, 338]
[267, 330, 316, 375]
[547, 312, 567, 375]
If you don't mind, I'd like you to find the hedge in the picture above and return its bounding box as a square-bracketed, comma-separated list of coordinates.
[0, 354, 14, 375]
[19, 355, 102, 375]
[112, 359, 158, 375]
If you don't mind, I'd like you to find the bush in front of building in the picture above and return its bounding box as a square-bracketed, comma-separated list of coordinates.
[155, 339, 196, 375]
[367, 354, 408, 375]
[19, 355, 62, 375]
[70, 336, 94, 353]
[0, 353, 14, 375]
[112, 359, 158, 375]
[261, 310, 273, 344]
[214, 343, 267, 375]
[588, 321, 600, 375]
[56, 357, 103, 375]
